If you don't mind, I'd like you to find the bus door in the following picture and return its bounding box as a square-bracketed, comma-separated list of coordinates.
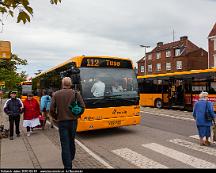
[169, 79, 184, 109]
[184, 79, 193, 109]
[161, 80, 169, 106]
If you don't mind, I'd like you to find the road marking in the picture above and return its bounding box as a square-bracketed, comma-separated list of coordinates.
[47, 121, 113, 168]
[170, 138, 216, 156]
[140, 111, 194, 121]
[112, 148, 167, 168]
[142, 143, 216, 168]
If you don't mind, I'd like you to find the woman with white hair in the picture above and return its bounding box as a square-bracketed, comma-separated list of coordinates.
[193, 91, 215, 146]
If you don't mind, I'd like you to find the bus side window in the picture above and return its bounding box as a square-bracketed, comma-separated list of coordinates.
[209, 82, 216, 94]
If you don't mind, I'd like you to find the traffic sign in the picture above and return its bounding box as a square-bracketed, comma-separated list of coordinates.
[0, 41, 11, 60]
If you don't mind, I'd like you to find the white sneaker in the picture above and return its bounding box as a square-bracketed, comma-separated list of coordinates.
[27, 132, 30, 137]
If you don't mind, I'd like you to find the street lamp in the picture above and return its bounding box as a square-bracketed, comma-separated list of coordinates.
[140, 45, 150, 75]
[34, 70, 42, 75]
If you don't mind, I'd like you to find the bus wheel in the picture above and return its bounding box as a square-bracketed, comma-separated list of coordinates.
[155, 99, 163, 109]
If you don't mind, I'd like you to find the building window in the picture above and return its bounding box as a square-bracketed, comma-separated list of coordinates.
[156, 63, 161, 71]
[214, 38, 216, 51]
[176, 61, 182, 70]
[214, 54, 216, 67]
[175, 48, 181, 56]
[148, 64, 152, 72]
[140, 65, 145, 73]
[156, 52, 161, 59]
[148, 54, 152, 60]
[166, 50, 171, 57]
[166, 62, 171, 71]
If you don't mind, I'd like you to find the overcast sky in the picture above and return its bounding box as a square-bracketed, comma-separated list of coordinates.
[1, 0, 216, 77]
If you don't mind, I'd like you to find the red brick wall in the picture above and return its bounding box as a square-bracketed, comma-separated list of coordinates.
[137, 38, 208, 76]
[137, 49, 208, 76]
[209, 38, 216, 68]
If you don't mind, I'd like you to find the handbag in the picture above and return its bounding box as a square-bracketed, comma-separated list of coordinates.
[68, 90, 85, 118]
[205, 101, 214, 121]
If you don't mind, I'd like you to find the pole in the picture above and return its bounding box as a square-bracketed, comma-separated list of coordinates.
[140, 45, 150, 75]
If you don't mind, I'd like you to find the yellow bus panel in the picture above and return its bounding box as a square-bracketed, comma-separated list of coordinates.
[139, 94, 162, 107]
[77, 115, 141, 132]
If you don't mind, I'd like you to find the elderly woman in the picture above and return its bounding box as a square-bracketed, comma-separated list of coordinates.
[23, 93, 41, 136]
[193, 91, 215, 146]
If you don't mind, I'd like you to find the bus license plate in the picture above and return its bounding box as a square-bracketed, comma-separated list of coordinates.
[108, 120, 121, 126]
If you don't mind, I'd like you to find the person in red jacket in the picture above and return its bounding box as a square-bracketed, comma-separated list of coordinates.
[23, 93, 41, 136]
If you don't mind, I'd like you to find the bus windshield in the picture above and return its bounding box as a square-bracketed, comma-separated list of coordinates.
[80, 68, 139, 107]
[20, 82, 32, 96]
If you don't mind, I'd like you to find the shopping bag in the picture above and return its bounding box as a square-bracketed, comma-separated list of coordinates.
[39, 115, 45, 121]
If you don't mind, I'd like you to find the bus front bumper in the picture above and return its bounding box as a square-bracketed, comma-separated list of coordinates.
[77, 116, 141, 132]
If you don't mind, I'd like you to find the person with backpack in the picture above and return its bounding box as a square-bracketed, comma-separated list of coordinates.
[40, 90, 53, 129]
[3, 91, 23, 140]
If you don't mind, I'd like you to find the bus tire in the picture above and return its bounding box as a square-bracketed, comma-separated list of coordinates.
[154, 99, 163, 109]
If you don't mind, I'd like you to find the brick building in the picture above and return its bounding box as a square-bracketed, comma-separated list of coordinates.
[208, 23, 216, 68]
[137, 36, 208, 76]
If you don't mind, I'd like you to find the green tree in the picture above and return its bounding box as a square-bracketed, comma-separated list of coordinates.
[0, 0, 61, 24]
[0, 54, 28, 90]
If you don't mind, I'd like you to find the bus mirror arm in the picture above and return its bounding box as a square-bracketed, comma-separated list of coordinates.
[60, 67, 80, 78]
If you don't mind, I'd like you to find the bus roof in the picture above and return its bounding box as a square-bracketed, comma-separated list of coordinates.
[33, 55, 133, 79]
[137, 68, 216, 79]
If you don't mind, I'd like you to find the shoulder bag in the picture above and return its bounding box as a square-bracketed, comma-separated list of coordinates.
[68, 90, 85, 118]
[205, 101, 214, 122]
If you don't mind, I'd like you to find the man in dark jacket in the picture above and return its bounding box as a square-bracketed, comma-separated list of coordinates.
[50, 77, 85, 169]
[4, 91, 23, 140]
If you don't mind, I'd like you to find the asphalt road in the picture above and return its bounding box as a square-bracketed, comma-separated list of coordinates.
[76, 108, 216, 168]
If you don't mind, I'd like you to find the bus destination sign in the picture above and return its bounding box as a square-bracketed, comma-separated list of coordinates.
[81, 58, 133, 69]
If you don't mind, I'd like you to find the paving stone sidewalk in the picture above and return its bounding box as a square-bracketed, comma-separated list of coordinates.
[0, 99, 106, 169]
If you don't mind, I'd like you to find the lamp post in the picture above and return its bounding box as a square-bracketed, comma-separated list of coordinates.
[140, 45, 150, 75]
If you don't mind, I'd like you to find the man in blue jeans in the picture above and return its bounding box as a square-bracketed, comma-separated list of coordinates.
[50, 77, 85, 169]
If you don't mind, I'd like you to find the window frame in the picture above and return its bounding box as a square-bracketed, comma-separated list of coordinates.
[156, 63, 161, 72]
[148, 64, 152, 72]
[176, 61, 183, 70]
[166, 62, 171, 71]
[214, 38, 216, 51]
[175, 48, 181, 56]
[148, 54, 152, 60]
[166, 50, 171, 57]
[156, 52, 161, 59]
[140, 65, 145, 73]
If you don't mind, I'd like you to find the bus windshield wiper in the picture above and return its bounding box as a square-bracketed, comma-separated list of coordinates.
[88, 95, 139, 104]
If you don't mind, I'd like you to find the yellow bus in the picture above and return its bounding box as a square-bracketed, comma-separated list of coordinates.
[18, 81, 39, 103]
[138, 68, 216, 111]
[32, 56, 141, 132]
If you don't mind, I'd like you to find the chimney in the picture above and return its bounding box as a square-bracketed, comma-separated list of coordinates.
[157, 42, 163, 47]
[180, 36, 188, 41]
